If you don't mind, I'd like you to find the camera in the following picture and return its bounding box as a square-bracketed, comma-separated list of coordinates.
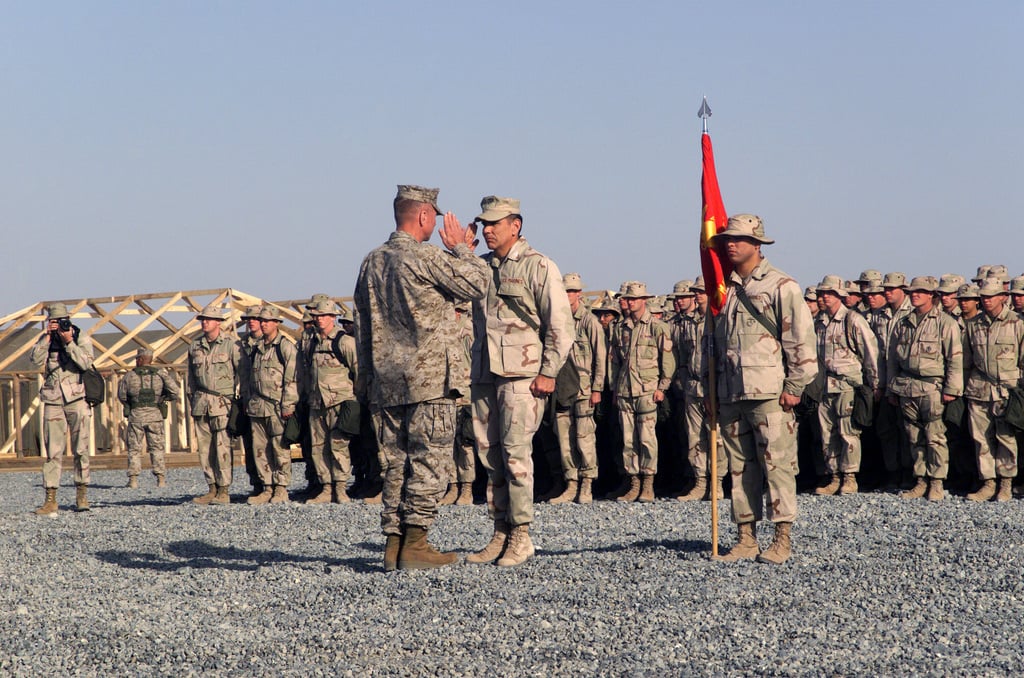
[58, 318, 73, 332]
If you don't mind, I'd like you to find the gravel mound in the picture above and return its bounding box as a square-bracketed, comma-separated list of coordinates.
[1, 468, 1023, 676]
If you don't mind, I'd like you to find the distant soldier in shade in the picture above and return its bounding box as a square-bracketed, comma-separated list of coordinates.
[118, 348, 180, 489]
[1009, 276, 1024, 318]
[238, 305, 265, 497]
[439, 301, 476, 506]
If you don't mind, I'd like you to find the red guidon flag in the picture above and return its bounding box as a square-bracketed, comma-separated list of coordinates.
[699, 131, 731, 315]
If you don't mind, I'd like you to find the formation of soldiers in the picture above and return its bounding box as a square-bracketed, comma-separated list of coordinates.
[27, 193, 1024, 571]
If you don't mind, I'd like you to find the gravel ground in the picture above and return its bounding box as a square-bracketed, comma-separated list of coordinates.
[1, 467, 1023, 677]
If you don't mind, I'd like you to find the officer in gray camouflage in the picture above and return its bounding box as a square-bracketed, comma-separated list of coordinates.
[354, 185, 488, 571]
[118, 348, 180, 488]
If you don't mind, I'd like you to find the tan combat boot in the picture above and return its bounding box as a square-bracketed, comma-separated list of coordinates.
[210, 486, 230, 505]
[756, 522, 792, 565]
[362, 486, 382, 504]
[676, 477, 706, 502]
[247, 487, 272, 505]
[549, 480, 578, 504]
[839, 473, 858, 495]
[714, 522, 759, 561]
[455, 483, 474, 505]
[438, 483, 458, 506]
[496, 525, 535, 567]
[269, 485, 290, 504]
[156, 475, 166, 488]
[398, 526, 458, 570]
[305, 485, 332, 504]
[193, 484, 217, 505]
[926, 479, 944, 502]
[967, 479, 996, 502]
[75, 484, 90, 512]
[996, 477, 1013, 502]
[333, 482, 350, 504]
[538, 480, 565, 503]
[637, 475, 655, 503]
[616, 476, 641, 502]
[34, 488, 58, 516]
[466, 520, 510, 564]
[127, 476, 139, 489]
[815, 474, 840, 495]
[383, 534, 402, 572]
[576, 478, 593, 504]
[900, 477, 927, 499]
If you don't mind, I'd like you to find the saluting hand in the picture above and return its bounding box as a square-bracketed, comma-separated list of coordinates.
[439, 212, 478, 252]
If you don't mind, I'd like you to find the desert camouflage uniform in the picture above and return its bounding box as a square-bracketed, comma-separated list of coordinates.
[306, 326, 358, 485]
[887, 306, 963, 480]
[674, 308, 726, 483]
[814, 305, 879, 474]
[118, 365, 180, 479]
[471, 237, 573, 527]
[354, 231, 489, 536]
[869, 296, 914, 474]
[963, 306, 1024, 480]
[247, 334, 298, 489]
[705, 259, 818, 525]
[30, 327, 95, 488]
[187, 332, 242, 488]
[554, 302, 607, 481]
[610, 308, 675, 477]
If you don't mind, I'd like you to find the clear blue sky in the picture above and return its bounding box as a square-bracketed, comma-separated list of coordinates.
[3, 1, 1022, 312]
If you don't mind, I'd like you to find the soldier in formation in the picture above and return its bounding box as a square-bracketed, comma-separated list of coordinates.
[118, 348, 180, 488]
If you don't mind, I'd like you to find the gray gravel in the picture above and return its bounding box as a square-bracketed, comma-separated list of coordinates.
[1, 468, 1023, 676]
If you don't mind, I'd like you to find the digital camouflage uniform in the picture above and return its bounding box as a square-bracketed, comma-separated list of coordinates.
[354, 225, 489, 537]
[30, 310, 95, 489]
[306, 324, 359, 486]
[246, 328, 298, 490]
[117, 362, 180, 480]
[471, 237, 573, 527]
[187, 319, 242, 489]
[450, 308, 476, 486]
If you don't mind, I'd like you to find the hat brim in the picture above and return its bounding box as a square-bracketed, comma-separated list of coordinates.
[905, 287, 937, 293]
[709, 230, 775, 245]
[620, 294, 654, 300]
[475, 208, 517, 222]
[816, 287, 847, 298]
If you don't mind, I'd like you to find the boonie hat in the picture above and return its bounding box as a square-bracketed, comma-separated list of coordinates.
[882, 272, 907, 289]
[816, 275, 847, 297]
[1009, 276, 1024, 296]
[197, 304, 229, 321]
[804, 287, 817, 302]
[309, 300, 340, 316]
[620, 282, 653, 299]
[562, 273, 583, 292]
[905, 276, 938, 293]
[979, 278, 1008, 297]
[257, 305, 283, 322]
[936, 274, 966, 294]
[957, 283, 981, 300]
[667, 280, 696, 298]
[46, 303, 70, 319]
[710, 214, 774, 245]
[691, 276, 706, 293]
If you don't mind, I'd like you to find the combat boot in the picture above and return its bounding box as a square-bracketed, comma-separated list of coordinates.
[466, 520, 510, 564]
[75, 484, 90, 512]
[967, 479, 996, 502]
[926, 478, 944, 502]
[839, 473, 858, 495]
[332, 482, 350, 504]
[537, 479, 565, 503]
[996, 477, 1013, 502]
[362, 482, 382, 504]
[714, 522, 759, 561]
[210, 485, 230, 505]
[496, 525, 535, 567]
[576, 478, 593, 504]
[815, 474, 840, 495]
[637, 475, 655, 503]
[398, 526, 458, 570]
[438, 483, 458, 506]
[193, 483, 217, 505]
[712, 478, 727, 501]
[603, 474, 630, 500]
[549, 480, 578, 504]
[756, 522, 792, 565]
[455, 483, 474, 505]
[247, 487, 272, 505]
[383, 534, 401, 572]
[156, 475, 166, 488]
[306, 485, 332, 504]
[127, 476, 139, 489]
[676, 477, 706, 502]
[34, 488, 58, 516]
[616, 476, 641, 502]
[900, 477, 927, 499]
[269, 485, 290, 504]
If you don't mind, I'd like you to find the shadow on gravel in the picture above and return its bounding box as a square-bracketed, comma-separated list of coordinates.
[94, 539, 343, 573]
[97, 496, 188, 508]
[540, 537, 712, 557]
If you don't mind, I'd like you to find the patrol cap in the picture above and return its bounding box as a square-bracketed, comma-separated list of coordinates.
[1009, 276, 1024, 296]
[882, 272, 907, 289]
[971, 265, 991, 284]
[305, 293, 330, 310]
[562, 273, 583, 291]
[667, 280, 696, 299]
[816, 275, 847, 297]
[197, 304, 229, 321]
[309, 300, 340, 316]
[987, 264, 1010, 283]
[956, 283, 981, 300]
[936, 274, 966, 294]
[257, 305, 283, 322]
[803, 287, 817, 302]
[136, 347, 154, 359]
[979, 278, 1008, 297]
[857, 270, 883, 286]
[905, 276, 938, 293]
[396, 185, 442, 216]
[691, 276, 706, 293]
[46, 303, 70, 319]
[476, 196, 520, 222]
[710, 214, 774, 244]
[242, 305, 263, 320]
[620, 282, 653, 299]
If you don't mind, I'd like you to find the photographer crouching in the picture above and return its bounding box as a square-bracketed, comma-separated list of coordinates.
[29, 303, 96, 514]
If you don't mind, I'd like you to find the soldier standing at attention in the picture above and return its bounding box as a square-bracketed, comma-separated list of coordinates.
[466, 195, 573, 567]
[550, 273, 606, 505]
[354, 185, 488, 571]
[886, 276, 963, 501]
[608, 282, 675, 503]
[187, 304, 242, 506]
[31, 304, 96, 514]
[936, 275, 966, 329]
[1009, 277, 1024, 318]
[239, 305, 265, 498]
[118, 348, 180, 488]
[704, 215, 817, 565]
[439, 301, 476, 506]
